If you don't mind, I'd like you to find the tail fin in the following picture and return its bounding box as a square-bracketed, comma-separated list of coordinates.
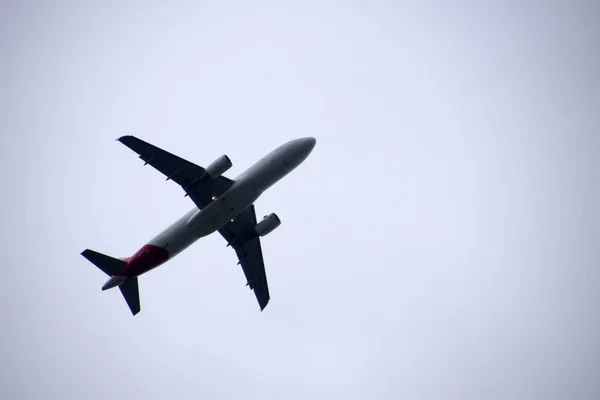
[81, 249, 141, 316]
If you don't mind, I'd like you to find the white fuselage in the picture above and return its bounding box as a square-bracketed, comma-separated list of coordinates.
[145, 137, 316, 260]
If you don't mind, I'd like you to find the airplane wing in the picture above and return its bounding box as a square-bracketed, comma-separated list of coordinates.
[118, 135, 233, 209]
[218, 205, 270, 310]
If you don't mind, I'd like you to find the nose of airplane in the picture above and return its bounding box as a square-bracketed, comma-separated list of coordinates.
[282, 137, 316, 169]
[304, 137, 316, 152]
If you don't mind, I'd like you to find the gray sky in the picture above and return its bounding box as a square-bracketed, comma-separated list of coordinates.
[2, 1, 599, 399]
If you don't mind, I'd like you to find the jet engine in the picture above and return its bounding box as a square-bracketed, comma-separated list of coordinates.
[255, 213, 281, 237]
[205, 155, 232, 178]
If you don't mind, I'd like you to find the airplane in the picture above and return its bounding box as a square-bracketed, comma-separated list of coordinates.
[81, 136, 316, 315]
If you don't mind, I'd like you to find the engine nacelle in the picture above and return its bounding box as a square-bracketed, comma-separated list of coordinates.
[205, 155, 232, 178]
[255, 213, 281, 237]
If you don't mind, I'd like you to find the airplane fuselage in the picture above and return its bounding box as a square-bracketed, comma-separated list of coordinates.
[106, 137, 316, 285]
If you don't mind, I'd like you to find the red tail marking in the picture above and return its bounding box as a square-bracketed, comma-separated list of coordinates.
[116, 244, 169, 277]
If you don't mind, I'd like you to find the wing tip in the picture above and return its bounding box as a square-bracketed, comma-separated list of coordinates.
[117, 135, 133, 143]
[259, 300, 269, 311]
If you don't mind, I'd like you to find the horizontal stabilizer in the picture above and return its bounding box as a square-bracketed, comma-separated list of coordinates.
[119, 277, 141, 316]
[81, 249, 126, 276]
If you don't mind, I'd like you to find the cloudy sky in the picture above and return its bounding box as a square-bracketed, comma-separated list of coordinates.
[2, 1, 599, 399]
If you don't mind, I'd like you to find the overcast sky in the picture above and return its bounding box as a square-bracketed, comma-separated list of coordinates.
[2, 1, 599, 399]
